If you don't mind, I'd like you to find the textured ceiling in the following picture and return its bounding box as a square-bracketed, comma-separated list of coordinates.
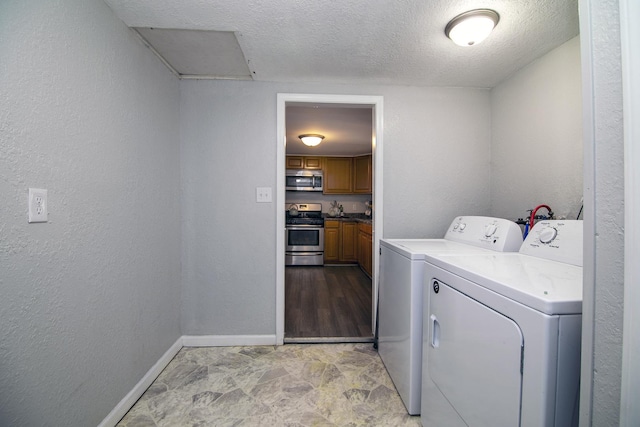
[104, 0, 579, 88]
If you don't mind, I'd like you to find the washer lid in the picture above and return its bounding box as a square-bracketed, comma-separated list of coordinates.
[425, 252, 583, 315]
[380, 239, 494, 260]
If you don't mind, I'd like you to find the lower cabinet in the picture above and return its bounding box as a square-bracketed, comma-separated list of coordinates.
[358, 223, 373, 278]
[340, 221, 358, 262]
[325, 220, 372, 277]
[324, 221, 340, 263]
[325, 220, 358, 263]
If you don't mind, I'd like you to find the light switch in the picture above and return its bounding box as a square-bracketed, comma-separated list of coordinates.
[28, 188, 48, 223]
[256, 187, 272, 203]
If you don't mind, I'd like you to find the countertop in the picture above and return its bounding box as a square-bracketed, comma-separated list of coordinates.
[323, 213, 372, 224]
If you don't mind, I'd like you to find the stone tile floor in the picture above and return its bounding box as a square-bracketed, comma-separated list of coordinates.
[117, 343, 422, 426]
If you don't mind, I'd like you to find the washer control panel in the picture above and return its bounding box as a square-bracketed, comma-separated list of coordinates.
[445, 216, 523, 252]
[519, 220, 583, 266]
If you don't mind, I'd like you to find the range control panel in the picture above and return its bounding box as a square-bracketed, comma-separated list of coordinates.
[444, 216, 523, 252]
[519, 220, 583, 266]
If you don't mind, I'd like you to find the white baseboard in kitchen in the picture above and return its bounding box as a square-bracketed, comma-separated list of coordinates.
[97, 336, 183, 427]
[182, 334, 277, 347]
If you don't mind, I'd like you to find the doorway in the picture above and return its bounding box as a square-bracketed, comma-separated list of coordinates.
[275, 94, 384, 345]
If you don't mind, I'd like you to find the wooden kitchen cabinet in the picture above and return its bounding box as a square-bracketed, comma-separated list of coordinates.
[324, 220, 340, 262]
[340, 221, 358, 262]
[323, 155, 372, 195]
[323, 157, 353, 194]
[286, 156, 322, 170]
[358, 223, 373, 277]
[353, 155, 372, 194]
[324, 220, 358, 263]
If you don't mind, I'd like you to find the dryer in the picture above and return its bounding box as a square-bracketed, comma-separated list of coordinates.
[421, 220, 583, 427]
[378, 216, 523, 415]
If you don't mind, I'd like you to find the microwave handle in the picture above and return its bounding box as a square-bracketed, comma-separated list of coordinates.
[312, 176, 317, 188]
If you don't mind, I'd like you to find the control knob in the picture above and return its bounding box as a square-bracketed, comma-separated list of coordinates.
[484, 224, 497, 237]
[539, 227, 558, 244]
[459, 223, 467, 230]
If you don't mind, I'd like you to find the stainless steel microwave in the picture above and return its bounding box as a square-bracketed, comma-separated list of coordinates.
[285, 170, 323, 192]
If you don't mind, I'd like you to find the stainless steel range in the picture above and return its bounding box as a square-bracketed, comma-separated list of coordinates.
[285, 203, 324, 266]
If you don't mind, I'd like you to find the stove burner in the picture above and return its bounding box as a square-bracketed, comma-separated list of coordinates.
[286, 203, 324, 226]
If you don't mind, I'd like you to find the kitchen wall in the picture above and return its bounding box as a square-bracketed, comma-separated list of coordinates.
[180, 81, 492, 335]
[0, 1, 181, 425]
[490, 37, 583, 221]
[286, 194, 371, 214]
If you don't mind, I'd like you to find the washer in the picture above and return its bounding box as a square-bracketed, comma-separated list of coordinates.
[378, 216, 523, 414]
[421, 220, 582, 426]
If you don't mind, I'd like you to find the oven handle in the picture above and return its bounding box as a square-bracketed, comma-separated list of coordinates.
[285, 251, 324, 255]
[285, 225, 324, 230]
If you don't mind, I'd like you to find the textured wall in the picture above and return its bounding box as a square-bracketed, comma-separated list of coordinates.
[179, 80, 492, 334]
[0, 1, 599, 424]
[0, 0, 181, 425]
[579, 0, 625, 425]
[490, 36, 583, 221]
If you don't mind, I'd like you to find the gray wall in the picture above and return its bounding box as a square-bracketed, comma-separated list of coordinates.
[0, 0, 182, 425]
[579, 0, 625, 425]
[490, 37, 583, 221]
[179, 81, 492, 334]
[1, 0, 624, 424]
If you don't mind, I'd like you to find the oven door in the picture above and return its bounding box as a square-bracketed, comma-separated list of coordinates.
[285, 225, 324, 252]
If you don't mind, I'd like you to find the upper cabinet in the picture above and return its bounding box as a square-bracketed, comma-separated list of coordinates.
[324, 155, 372, 195]
[353, 155, 372, 194]
[286, 156, 322, 170]
[323, 157, 354, 194]
[286, 155, 372, 194]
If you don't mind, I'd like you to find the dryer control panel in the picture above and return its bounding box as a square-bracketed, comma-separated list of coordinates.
[519, 220, 583, 266]
[444, 216, 523, 252]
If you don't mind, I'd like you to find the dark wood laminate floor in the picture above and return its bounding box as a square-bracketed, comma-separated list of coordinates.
[285, 265, 373, 339]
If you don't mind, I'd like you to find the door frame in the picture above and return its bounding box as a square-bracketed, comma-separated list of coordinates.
[275, 93, 384, 345]
[620, 0, 640, 424]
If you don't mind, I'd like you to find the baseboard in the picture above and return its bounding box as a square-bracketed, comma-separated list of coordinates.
[97, 337, 183, 427]
[98, 334, 277, 426]
[284, 336, 375, 344]
[182, 334, 277, 347]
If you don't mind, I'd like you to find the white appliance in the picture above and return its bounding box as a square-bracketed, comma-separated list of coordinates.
[378, 216, 523, 415]
[421, 220, 583, 427]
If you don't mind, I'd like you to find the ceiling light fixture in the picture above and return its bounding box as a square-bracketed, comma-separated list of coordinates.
[299, 134, 325, 147]
[445, 9, 500, 47]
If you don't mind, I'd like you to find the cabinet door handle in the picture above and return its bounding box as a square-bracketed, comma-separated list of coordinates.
[431, 314, 440, 348]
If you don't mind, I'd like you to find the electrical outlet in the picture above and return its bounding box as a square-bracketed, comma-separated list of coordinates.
[28, 188, 48, 223]
[256, 187, 272, 203]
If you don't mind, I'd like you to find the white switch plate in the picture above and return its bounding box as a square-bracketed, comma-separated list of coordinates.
[28, 188, 48, 223]
[256, 187, 272, 203]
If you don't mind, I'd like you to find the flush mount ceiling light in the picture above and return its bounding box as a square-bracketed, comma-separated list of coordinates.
[445, 9, 500, 47]
[299, 134, 325, 147]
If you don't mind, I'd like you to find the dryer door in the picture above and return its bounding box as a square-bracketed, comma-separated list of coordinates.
[428, 279, 524, 426]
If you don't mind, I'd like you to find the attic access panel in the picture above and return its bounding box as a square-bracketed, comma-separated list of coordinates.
[134, 28, 253, 79]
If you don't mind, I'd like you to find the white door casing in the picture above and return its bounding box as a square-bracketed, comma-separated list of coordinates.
[276, 93, 384, 344]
